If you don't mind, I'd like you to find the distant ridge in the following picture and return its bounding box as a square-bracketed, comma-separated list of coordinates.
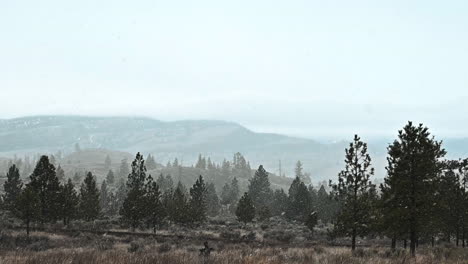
[0, 115, 346, 181]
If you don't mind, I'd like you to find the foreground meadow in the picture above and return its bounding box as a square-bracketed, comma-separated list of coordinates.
[1, 230, 468, 264]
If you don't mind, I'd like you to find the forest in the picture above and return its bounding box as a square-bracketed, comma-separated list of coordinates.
[1, 121, 468, 264]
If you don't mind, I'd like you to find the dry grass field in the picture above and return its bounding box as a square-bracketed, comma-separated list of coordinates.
[1, 230, 468, 264]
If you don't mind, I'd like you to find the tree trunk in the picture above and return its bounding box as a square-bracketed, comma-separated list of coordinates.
[456, 229, 459, 247]
[404, 239, 407, 249]
[391, 235, 396, 251]
[410, 230, 416, 256]
[351, 228, 356, 251]
[463, 228, 466, 248]
[26, 219, 30, 238]
[431, 236, 435, 247]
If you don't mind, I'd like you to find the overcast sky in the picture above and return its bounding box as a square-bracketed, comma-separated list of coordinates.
[1, 0, 468, 140]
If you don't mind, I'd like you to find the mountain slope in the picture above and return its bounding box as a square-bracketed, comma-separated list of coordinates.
[0, 116, 347, 181]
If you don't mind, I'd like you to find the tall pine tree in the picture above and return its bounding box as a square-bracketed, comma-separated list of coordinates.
[2, 164, 23, 214]
[330, 135, 376, 251]
[382, 122, 445, 256]
[29, 155, 61, 222]
[79, 172, 100, 221]
[120, 153, 148, 229]
[247, 165, 272, 214]
[189, 175, 207, 222]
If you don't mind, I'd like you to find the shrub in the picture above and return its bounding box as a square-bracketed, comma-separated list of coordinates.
[220, 231, 241, 241]
[128, 241, 143, 253]
[158, 243, 171, 253]
[264, 230, 294, 243]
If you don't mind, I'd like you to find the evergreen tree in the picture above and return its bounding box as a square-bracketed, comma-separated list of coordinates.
[271, 189, 289, 216]
[145, 174, 165, 232]
[220, 183, 232, 206]
[236, 192, 255, 224]
[196, 154, 207, 170]
[29, 155, 61, 222]
[206, 182, 221, 217]
[2, 164, 23, 214]
[287, 176, 312, 221]
[17, 185, 40, 237]
[330, 135, 376, 251]
[189, 175, 207, 222]
[156, 173, 174, 192]
[106, 169, 115, 185]
[120, 153, 147, 229]
[305, 211, 318, 233]
[230, 177, 240, 203]
[146, 154, 157, 170]
[118, 158, 130, 180]
[295, 160, 304, 181]
[72, 171, 83, 185]
[382, 122, 445, 256]
[104, 155, 112, 171]
[316, 185, 338, 224]
[56, 165, 65, 182]
[111, 179, 127, 216]
[79, 172, 100, 221]
[247, 165, 272, 212]
[100, 180, 109, 216]
[172, 158, 179, 167]
[170, 182, 189, 223]
[59, 179, 78, 225]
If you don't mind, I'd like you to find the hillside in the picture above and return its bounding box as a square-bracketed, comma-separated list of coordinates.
[0, 116, 348, 181]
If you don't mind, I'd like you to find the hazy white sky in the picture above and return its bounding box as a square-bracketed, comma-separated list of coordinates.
[1, 0, 468, 139]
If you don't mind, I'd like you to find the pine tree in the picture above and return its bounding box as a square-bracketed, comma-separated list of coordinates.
[111, 179, 127, 216]
[271, 189, 289, 216]
[305, 211, 318, 233]
[120, 153, 147, 229]
[100, 180, 109, 216]
[2, 164, 23, 214]
[118, 158, 130, 180]
[29, 155, 61, 222]
[206, 182, 221, 217]
[220, 183, 232, 206]
[382, 122, 445, 256]
[247, 165, 272, 212]
[72, 171, 83, 185]
[230, 177, 240, 203]
[145, 174, 165, 232]
[316, 185, 338, 224]
[295, 160, 304, 181]
[79, 172, 100, 221]
[59, 179, 78, 225]
[330, 135, 376, 251]
[170, 182, 189, 224]
[189, 175, 207, 222]
[17, 185, 40, 237]
[106, 169, 115, 185]
[56, 165, 65, 182]
[146, 154, 157, 170]
[104, 155, 112, 171]
[287, 176, 312, 221]
[236, 192, 255, 224]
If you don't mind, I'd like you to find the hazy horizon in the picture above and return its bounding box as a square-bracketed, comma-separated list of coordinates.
[2, 0, 468, 140]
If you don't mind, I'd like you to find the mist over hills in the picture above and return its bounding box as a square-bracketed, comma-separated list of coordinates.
[0, 116, 467, 181]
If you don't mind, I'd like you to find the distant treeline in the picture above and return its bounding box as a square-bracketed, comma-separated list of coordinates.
[1, 121, 467, 257]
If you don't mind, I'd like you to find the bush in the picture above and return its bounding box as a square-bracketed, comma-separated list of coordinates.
[220, 231, 241, 241]
[128, 241, 144, 253]
[158, 243, 172, 253]
[263, 230, 294, 243]
[95, 237, 115, 251]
